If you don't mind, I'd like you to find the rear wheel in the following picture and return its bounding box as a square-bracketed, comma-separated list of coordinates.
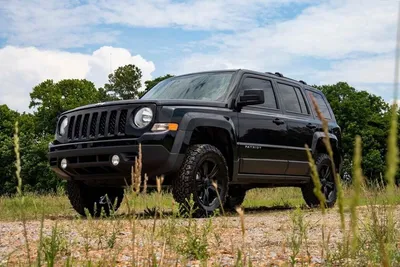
[302, 153, 337, 208]
[67, 181, 124, 217]
[172, 144, 228, 217]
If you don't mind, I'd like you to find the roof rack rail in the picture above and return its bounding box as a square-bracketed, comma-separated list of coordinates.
[299, 80, 307, 85]
[274, 72, 283, 77]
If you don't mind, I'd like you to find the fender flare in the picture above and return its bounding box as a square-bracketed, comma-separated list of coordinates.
[311, 132, 339, 155]
[171, 112, 237, 156]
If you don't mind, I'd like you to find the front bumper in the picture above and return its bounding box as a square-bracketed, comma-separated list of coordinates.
[48, 138, 184, 181]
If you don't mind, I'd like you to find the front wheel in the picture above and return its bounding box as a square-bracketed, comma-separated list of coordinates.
[67, 181, 124, 217]
[172, 144, 229, 217]
[302, 153, 337, 208]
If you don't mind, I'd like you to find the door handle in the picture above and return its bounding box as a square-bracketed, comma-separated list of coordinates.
[273, 118, 285, 125]
[306, 123, 317, 129]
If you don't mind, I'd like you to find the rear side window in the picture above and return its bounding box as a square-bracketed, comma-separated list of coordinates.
[307, 90, 332, 119]
[241, 77, 278, 109]
[278, 83, 309, 114]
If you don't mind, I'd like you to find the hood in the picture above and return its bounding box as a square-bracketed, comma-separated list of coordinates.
[62, 99, 228, 114]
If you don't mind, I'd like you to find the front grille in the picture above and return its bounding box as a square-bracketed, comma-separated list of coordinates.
[99, 111, 107, 136]
[74, 115, 82, 139]
[81, 114, 89, 138]
[108, 110, 117, 135]
[89, 113, 98, 137]
[67, 109, 128, 142]
[67, 116, 75, 139]
[118, 110, 127, 134]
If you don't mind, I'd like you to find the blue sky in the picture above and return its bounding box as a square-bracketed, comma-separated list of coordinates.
[0, 0, 398, 112]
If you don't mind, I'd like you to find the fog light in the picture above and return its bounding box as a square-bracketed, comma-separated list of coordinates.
[60, 158, 68, 169]
[111, 155, 120, 166]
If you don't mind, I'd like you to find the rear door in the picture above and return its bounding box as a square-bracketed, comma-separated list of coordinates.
[275, 82, 314, 176]
[237, 74, 288, 175]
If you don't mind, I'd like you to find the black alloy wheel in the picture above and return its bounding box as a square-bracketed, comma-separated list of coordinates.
[195, 158, 224, 210]
[172, 144, 229, 217]
[302, 153, 337, 208]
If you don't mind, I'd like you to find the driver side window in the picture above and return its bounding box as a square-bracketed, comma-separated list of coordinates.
[241, 77, 278, 109]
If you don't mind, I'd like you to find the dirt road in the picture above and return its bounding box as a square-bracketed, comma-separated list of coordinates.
[0, 207, 389, 266]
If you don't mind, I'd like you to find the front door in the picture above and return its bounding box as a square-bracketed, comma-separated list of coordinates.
[237, 75, 288, 175]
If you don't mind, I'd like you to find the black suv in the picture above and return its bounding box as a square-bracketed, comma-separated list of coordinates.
[49, 69, 342, 217]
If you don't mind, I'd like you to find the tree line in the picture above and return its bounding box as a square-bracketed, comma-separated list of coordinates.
[0, 65, 397, 195]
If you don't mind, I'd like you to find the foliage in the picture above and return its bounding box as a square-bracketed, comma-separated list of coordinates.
[29, 79, 104, 135]
[0, 105, 19, 194]
[139, 74, 174, 98]
[104, 64, 142, 100]
[0, 105, 61, 195]
[316, 82, 392, 182]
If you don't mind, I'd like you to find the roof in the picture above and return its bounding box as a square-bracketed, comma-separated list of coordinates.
[173, 68, 318, 90]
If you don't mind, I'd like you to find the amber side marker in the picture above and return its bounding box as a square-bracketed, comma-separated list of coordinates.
[168, 123, 179, 131]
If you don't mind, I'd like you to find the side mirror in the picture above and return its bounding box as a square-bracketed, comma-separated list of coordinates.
[237, 89, 264, 107]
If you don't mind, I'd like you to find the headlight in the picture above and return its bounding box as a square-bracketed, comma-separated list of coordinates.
[134, 107, 153, 128]
[59, 117, 68, 136]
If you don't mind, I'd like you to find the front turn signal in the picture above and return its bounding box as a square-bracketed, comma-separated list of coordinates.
[168, 123, 179, 131]
[151, 123, 179, 132]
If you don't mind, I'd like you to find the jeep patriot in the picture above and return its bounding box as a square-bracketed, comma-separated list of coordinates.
[49, 69, 342, 217]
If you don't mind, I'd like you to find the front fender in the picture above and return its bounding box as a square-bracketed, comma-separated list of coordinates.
[170, 112, 237, 155]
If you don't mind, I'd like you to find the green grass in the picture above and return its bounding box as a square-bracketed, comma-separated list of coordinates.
[2, 186, 400, 221]
[0, 193, 73, 221]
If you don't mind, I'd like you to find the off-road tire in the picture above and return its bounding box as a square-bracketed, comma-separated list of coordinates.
[302, 153, 337, 208]
[172, 144, 229, 218]
[67, 180, 124, 217]
[224, 186, 246, 211]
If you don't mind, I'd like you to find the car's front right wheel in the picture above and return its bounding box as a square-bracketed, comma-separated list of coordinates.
[302, 153, 337, 208]
[172, 144, 229, 217]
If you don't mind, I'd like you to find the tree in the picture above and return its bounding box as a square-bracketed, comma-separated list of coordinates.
[0, 105, 19, 194]
[315, 82, 391, 182]
[30, 79, 102, 135]
[139, 74, 174, 98]
[104, 64, 142, 100]
[0, 105, 60, 195]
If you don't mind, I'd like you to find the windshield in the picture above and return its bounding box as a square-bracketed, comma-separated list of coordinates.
[141, 72, 234, 101]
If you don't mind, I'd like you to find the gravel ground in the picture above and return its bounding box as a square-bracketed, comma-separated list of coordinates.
[0, 207, 396, 266]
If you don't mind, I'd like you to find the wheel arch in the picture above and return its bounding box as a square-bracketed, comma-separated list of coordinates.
[175, 112, 237, 180]
[311, 132, 341, 172]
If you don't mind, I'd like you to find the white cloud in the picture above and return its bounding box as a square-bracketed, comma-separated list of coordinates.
[312, 54, 395, 85]
[0, 46, 155, 112]
[1, 0, 398, 109]
[269, 0, 397, 58]
[0, 0, 312, 48]
[173, 0, 398, 99]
